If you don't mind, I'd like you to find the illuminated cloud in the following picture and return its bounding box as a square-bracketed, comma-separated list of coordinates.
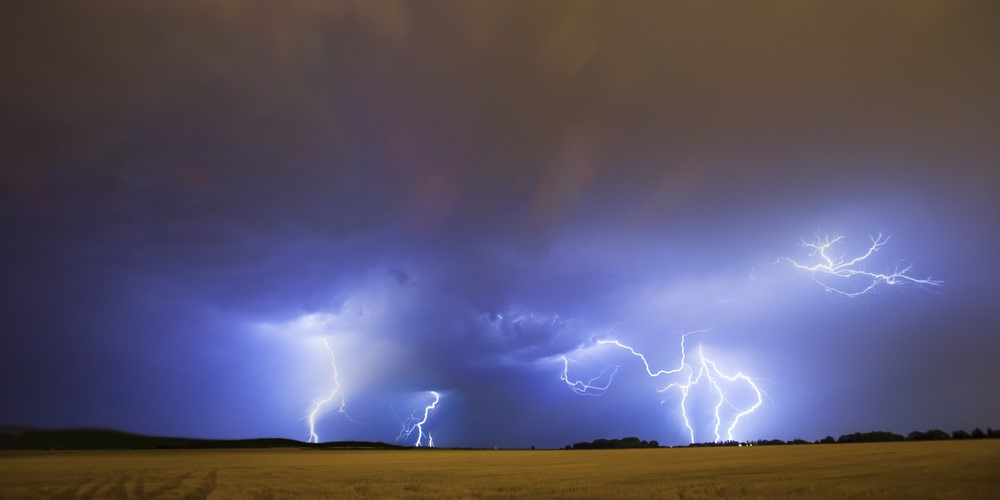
[2, 1, 996, 448]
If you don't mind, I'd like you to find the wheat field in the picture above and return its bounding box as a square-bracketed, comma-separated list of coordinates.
[1, 440, 997, 499]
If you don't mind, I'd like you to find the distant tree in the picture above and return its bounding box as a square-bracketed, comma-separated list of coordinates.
[753, 439, 785, 446]
[952, 430, 970, 440]
[926, 429, 950, 440]
[791, 439, 809, 445]
[989, 428, 1000, 438]
[820, 436, 835, 444]
[530, 445, 536, 450]
[909, 429, 950, 441]
[620, 437, 641, 448]
[971, 428, 985, 439]
[567, 437, 662, 450]
[838, 431, 903, 443]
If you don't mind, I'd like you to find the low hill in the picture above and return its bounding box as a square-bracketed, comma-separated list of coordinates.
[0, 428, 402, 450]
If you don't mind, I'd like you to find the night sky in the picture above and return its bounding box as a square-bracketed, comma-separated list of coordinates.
[2, 1, 999, 448]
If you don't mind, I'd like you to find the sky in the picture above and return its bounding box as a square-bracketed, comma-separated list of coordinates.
[2, 1, 999, 448]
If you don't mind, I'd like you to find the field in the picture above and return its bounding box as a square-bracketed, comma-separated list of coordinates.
[1, 440, 998, 499]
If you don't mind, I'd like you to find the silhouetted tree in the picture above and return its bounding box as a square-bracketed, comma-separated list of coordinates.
[927, 429, 950, 440]
[908, 429, 950, 441]
[837, 431, 904, 443]
[620, 437, 641, 448]
[753, 439, 786, 446]
[557, 425, 999, 452]
[569, 437, 661, 449]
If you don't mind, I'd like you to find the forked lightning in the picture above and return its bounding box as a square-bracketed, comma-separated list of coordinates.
[397, 391, 441, 447]
[562, 330, 763, 443]
[306, 338, 349, 444]
[781, 232, 940, 297]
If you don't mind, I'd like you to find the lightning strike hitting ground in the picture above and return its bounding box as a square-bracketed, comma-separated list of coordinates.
[780, 232, 941, 297]
[305, 338, 349, 444]
[561, 331, 763, 443]
[396, 391, 440, 447]
[659, 344, 763, 443]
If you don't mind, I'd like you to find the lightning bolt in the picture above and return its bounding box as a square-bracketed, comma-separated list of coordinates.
[560, 356, 619, 396]
[780, 232, 941, 297]
[305, 338, 349, 444]
[396, 391, 440, 447]
[562, 330, 763, 443]
[659, 344, 763, 443]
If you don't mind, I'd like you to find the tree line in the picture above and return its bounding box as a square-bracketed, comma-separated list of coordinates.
[819, 427, 1000, 444]
[565, 427, 1000, 449]
[694, 427, 1000, 447]
[564, 436, 660, 449]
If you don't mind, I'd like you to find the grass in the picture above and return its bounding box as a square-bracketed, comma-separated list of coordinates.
[1, 440, 997, 498]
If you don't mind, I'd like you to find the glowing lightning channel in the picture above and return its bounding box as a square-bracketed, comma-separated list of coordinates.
[560, 356, 619, 396]
[659, 344, 764, 443]
[562, 331, 763, 444]
[700, 346, 764, 442]
[780, 232, 941, 297]
[306, 338, 349, 444]
[396, 391, 440, 447]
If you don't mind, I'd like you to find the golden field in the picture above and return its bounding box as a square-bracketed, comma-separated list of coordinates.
[1, 440, 998, 499]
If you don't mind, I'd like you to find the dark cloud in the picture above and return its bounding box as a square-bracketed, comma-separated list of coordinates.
[2, 1, 999, 446]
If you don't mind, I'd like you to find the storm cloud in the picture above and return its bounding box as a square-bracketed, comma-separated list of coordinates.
[2, 1, 999, 447]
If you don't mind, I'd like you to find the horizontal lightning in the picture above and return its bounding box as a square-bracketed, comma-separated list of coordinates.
[560, 356, 619, 396]
[780, 232, 941, 297]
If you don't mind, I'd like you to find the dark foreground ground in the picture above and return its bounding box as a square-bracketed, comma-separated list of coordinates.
[0, 428, 402, 450]
[1, 440, 997, 498]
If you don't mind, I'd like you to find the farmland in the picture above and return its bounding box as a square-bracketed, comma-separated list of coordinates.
[1, 440, 998, 498]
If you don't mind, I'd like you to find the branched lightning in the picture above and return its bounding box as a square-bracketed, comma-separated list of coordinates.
[780, 232, 941, 297]
[306, 338, 350, 444]
[659, 344, 763, 443]
[396, 391, 440, 447]
[561, 330, 763, 443]
[560, 356, 619, 396]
